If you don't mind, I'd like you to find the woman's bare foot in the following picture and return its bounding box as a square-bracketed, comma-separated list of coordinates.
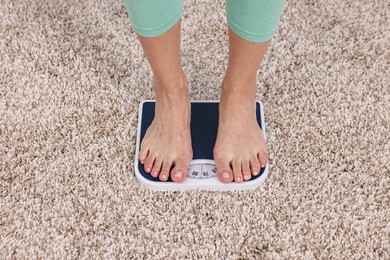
[138, 73, 193, 182]
[214, 80, 268, 183]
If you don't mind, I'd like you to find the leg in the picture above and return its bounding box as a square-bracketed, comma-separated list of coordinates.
[214, 0, 285, 183]
[124, 0, 192, 182]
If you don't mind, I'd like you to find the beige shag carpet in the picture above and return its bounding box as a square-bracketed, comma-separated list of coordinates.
[1, 0, 389, 258]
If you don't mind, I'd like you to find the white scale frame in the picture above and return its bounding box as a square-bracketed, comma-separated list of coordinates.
[135, 100, 269, 191]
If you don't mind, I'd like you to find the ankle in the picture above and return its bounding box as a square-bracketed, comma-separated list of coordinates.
[220, 79, 257, 117]
[153, 70, 188, 94]
[221, 76, 257, 98]
[221, 82, 256, 104]
[222, 71, 256, 86]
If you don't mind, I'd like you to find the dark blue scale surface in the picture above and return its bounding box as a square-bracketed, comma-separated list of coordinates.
[137, 101, 266, 182]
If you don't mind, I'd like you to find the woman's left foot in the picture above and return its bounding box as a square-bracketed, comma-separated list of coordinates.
[214, 80, 268, 183]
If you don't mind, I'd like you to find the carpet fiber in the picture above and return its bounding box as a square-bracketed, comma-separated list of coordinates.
[1, 0, 389, 258]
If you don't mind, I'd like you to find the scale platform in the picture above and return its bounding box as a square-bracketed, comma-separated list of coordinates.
[135, 100, 269, 191]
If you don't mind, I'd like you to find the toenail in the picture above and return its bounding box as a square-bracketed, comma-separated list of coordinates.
[237, 177, 242, 182]
[244, 175, 250, 180]
[261, 165, 265, 168]
[152, 171, 158, 177]
[222, 172, 229, 178]
[175, 171, 182, 178]
[146, 167, 150, 172]
[161, 174, 166, 179]
[253, 171, 258, 176]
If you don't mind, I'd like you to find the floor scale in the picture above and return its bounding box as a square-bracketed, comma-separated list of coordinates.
[135, 100, 269, 191]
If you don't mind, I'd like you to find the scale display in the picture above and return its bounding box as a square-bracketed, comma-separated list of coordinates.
[188, 160, 217, 179]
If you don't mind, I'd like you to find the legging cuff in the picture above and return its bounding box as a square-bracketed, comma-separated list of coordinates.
[227, 20, 276, 43]
[131, 9, 182, 38]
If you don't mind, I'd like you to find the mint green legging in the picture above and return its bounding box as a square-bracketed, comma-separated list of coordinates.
[124, 0, 285, 43]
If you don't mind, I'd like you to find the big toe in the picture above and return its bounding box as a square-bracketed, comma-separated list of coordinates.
[215, 158, 234, 183]
[170, 158, 189, 183]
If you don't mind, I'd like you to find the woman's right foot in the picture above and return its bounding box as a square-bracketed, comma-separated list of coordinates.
[138, 73, 193, 182]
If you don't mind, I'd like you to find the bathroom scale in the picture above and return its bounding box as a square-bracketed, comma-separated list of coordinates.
[135, 100, 269, 191]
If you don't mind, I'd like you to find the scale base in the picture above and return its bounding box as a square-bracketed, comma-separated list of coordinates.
[135, 100, 269, 191]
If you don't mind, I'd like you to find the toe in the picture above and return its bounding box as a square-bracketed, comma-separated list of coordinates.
[171, 158, 189, 183]
[150, 157, 162, 178]
[139, 146, 149, 164]
[232, 160, 243, 183]
[215, 158, 234, 183]
[159, 160, 172, 181]
[242, 160, 251, 181]
[250, 155, 261, 176]
[144, 153, 155, 173]
[258, 150, 268, 168]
